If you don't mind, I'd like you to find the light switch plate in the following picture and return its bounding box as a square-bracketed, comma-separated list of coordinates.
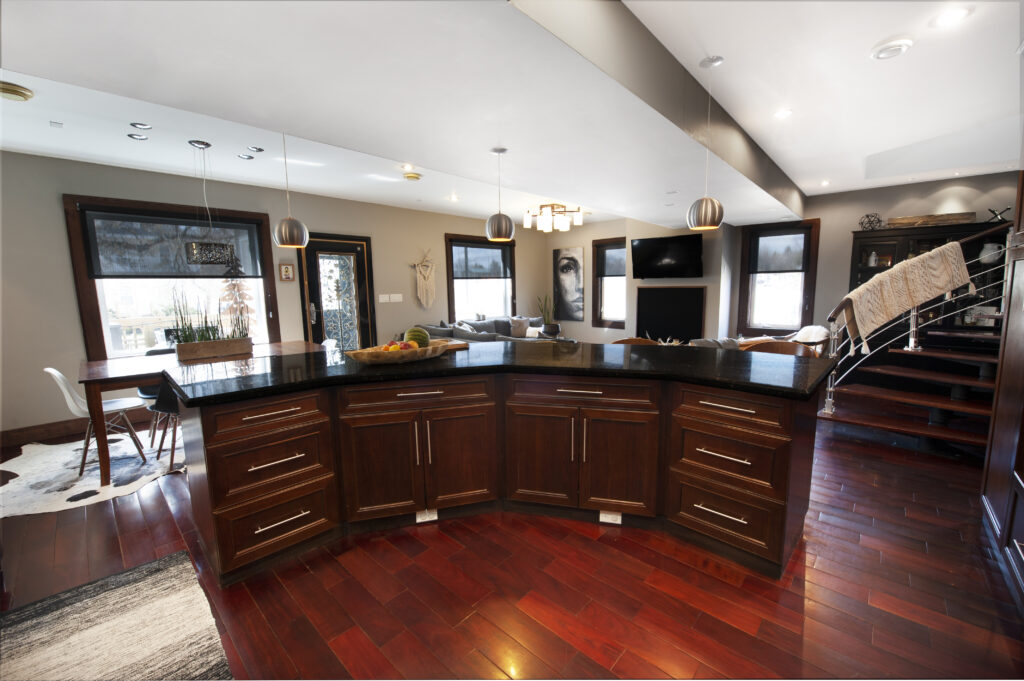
[415, 509, 438, 523]
[599, 511, 622, 525]
[391, 293, 403, 303]
[378, 293, 389, 303]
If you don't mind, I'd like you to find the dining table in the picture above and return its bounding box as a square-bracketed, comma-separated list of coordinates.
[78, 341, 321, 486]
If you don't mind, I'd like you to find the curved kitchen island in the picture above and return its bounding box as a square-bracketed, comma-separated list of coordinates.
[165, 341, 833, 581]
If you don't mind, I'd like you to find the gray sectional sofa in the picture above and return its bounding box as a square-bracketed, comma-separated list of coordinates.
[415, 316, 565, 343]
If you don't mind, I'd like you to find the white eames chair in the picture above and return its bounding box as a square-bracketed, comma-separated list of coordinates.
[44, 368, 148, 475]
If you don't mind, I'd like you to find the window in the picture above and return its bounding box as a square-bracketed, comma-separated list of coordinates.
[445, 234, 516, 322]
[592, 237, 626, 328]
[737, 219, 819, 336]
[64, 195, 281, 360]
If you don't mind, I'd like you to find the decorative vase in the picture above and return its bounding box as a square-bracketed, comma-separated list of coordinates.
[174, 337, 253, 362]
[542, 323, 561, 336]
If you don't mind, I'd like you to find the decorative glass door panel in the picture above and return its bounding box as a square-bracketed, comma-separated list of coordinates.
[300, 234, 377, 349]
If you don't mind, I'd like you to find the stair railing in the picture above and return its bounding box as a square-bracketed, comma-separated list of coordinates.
[822, 223, 1011, 416]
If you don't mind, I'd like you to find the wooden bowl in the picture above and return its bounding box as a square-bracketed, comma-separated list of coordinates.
[344, 339, 449, 364]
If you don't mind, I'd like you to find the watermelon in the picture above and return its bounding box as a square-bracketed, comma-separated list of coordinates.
[404, 327, 430, 346]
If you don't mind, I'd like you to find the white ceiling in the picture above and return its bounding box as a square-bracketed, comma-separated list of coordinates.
[625, 0, 1023, 195]
[1, 1, 1020, 230]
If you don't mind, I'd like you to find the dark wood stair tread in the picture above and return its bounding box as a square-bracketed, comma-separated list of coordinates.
[924, 329, 1000, 341]
[836, 384, 991, 416]
[888, 348, 998, 364]
[859, 365, 995, 389]
[817, 406, 988, 446]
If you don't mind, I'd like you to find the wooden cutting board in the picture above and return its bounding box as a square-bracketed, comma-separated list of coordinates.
[443, 340, 469, 353]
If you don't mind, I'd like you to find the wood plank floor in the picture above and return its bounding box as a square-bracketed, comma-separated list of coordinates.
[2, 423, 1023, 679]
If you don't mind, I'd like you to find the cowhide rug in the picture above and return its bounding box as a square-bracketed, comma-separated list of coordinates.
[0, 435, 183, 518]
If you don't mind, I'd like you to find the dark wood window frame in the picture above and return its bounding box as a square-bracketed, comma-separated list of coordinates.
[736, 218, 820, 337]
[62, 194, 282, 361]
[592, 236, 626, 329]
[444, 233, 516, 323]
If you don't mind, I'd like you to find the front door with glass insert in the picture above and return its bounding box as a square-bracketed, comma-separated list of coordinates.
[299, 234, 376, 349]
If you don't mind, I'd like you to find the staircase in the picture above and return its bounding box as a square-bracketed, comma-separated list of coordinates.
[818, 224, 1011, 456]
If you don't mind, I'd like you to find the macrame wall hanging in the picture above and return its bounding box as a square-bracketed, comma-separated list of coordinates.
[411, 250, 435, 309]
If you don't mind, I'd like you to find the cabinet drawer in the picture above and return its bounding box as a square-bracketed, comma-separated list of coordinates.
[671, 416, 790, 500]
[207, 421, 333, 509]
[215, 476, 337, 572]
[339, 377, 493, 412]
[204, 391, 328, 444]
[508, 376, 657, 408]
[666, 472, 783, 561]
[675, 386, 787, 434]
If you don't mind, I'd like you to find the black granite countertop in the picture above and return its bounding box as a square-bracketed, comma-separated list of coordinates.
[164, 341, 835, 408]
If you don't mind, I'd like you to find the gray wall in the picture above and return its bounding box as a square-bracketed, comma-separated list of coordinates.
[805, 172, 1018, 324]
[0, 151, 548, 430]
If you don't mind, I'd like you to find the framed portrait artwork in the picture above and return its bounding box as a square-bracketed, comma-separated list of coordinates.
[553, 246, 584, 321]
[279, 263, 295, 281]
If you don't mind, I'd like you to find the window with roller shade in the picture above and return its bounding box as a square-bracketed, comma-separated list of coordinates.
[445, 234, 516, 322]
[63, 195, 280, 360]
[592, 237, 626, 329]
[738, 220, 820, 336]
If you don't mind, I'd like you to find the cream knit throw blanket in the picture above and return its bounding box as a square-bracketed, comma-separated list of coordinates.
[842, 241, 973, 354]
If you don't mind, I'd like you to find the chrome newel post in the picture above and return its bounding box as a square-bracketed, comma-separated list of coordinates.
[903, 306, 921, 351]
[823, 320, 839, 414]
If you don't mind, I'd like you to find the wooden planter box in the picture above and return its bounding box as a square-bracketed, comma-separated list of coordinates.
[175, 337, 253, 362]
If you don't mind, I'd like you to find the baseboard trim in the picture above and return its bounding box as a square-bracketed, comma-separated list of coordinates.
[1, 407, 154, 452]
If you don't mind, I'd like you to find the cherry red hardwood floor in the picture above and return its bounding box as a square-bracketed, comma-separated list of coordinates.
[2, 423, 1022, 679]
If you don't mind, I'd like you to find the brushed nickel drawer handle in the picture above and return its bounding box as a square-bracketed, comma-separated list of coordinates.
[397, 390, 444, 397]
[570, 417, 575, 463]
[248, 452, 307, 472]
[414, 421, 421, 466]
[1014, 539, 1024, 565]
[254, 509, 310, 535]
[582, 418, 588, 463]
[693, 503, 748, 525]
[241, 406, 302, 421]
[698, 400, 756, 415]
[557, 388, 604, 395]
[696, 447, 751, 466]
[426, 421, 433, 465]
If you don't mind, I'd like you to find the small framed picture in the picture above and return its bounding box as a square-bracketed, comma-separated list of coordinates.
[279, 263, 295, 281]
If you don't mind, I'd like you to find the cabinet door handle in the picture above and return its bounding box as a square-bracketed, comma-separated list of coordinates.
[397, 390, 444, 397]
[1014, 539, 1024, 565]
[426, 421, 433, 465]
[254, 509, 310, 535]
[248, 452, 306, 472]
[241, 406, 302, 421]
[570, 417, 575, 463]
[557, 388, 603, 395]
[696, 447, 751, 466]
[582, 419, 587, 463]
[414, 421, 421, 466]
[698, 400, 756, 415]
[693, 503, 748, 525]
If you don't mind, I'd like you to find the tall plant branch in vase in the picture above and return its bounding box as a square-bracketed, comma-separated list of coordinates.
[537, 294, 560, 337]
[172, 289, 252, 361]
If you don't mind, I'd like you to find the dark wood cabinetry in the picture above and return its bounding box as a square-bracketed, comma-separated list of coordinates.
[338, 377, 497, 522]
[505, 376, 659, 516]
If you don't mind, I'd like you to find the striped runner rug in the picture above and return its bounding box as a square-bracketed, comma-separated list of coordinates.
[0, 551, 230, 680]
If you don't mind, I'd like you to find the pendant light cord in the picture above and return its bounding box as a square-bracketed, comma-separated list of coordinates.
[704, 92, 711, 198]
[282, 133, 293, 217]
[497, 152, 502, 213]
[201, 149, 213, 230]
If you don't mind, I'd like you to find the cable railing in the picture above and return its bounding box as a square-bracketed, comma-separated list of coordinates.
[821, 224, 1011, 416]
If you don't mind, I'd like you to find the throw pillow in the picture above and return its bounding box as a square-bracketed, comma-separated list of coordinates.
[492, 318, 512, 336]
[453, 321, 475, 332]
[525, 325, 542, 338]
[528, 316, 543, 327]
[510, 316, 530, 337]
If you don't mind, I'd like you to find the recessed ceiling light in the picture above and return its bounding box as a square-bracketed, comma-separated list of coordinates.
[774, 108, 793, 120]
[932, 6, 972, 28]
[130, 122, 151, 130]
[448, 193, 458, 202]
[871, 38, 914, 60]
[127, 133, 148, 141]
[664, 203, 675, 207]
[401, 163, 414, 172]
[403, 172, 421, 181]
[821, 180, 830, 187]
[238, 154, 254, 160]
[665, 190, 678, 195]
[49, 120, 63, 128]
[953, 171, 960, 176]
[247, 145, 264, 153]
[0, 81, 33, 102]
[188, 139, 211, 149]
[699, 55, 725, 69]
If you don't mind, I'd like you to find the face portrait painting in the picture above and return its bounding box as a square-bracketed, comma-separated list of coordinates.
[553, 247, 584, 321]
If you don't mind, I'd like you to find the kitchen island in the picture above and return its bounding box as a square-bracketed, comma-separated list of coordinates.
[165, 341, 832, 580]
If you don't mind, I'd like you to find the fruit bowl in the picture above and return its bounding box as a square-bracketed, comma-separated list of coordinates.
[344, 339, 449, 364]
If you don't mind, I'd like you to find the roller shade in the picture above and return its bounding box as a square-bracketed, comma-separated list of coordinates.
[450, 242, 511, 279]
[751, 232, 808, 274]
[596, 243, 626, 277]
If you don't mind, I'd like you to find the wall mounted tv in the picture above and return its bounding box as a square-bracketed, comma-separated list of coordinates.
[630, 234, 703, 279]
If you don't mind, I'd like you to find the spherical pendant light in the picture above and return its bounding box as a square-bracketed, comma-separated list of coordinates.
[273, 133, 310, 248]
[686, 196, 724, 231]
[485, 147, 515, 242]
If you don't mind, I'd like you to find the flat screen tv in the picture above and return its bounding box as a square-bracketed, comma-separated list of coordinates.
[630, 234, 703, 279]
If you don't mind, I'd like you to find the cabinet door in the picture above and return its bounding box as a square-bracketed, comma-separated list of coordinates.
[506, 403, 578, 507]
[579, 408, 659, 516]
[339, 410, 425, 521]
[423, 404, 497, 509]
